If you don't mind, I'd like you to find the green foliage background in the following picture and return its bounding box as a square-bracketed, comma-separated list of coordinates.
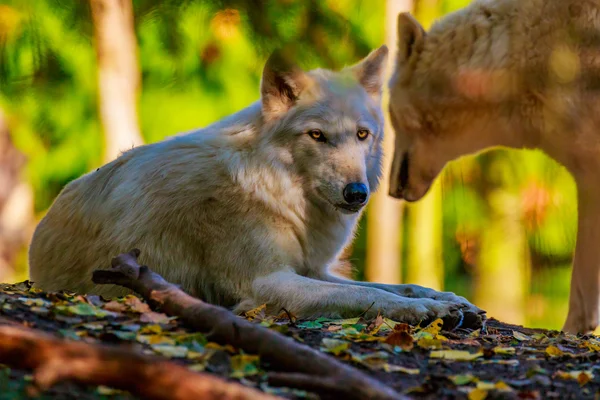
[0, 0, 578, 330]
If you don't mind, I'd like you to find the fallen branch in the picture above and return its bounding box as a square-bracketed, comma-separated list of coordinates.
[0, 324, 275, 400]
[92, 249, 407, 400]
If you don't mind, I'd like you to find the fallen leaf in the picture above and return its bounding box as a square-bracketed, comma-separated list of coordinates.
[58, 303, 113, 318]
[449, 374, 476, 385]
[243, 304, 266, 321]
[414, 319, 443, 340]
[151, 344, 188, 358]
[140, 311, 171, 324]
[385, 330, 413, 351]
[350, 351, 389, 369]
[545, 345, 564, 357]
[554, 370, 594, 386]
[430, 350, 483, 361]
[481, 359, 519, 366]
[512, 331, 531, 341]
[320, 338, 350, 356]
[468, 388, 487, 400]
[230, 354, 260, 378]
[493, 346, 516, 355]
[383, 364, 420, 374]
[137, 334, 175, 346]
[124, 295, 151, 313]
[582, 339, 600, 352]
[417, 337, 444, 350]
[103, 300, 127, 313]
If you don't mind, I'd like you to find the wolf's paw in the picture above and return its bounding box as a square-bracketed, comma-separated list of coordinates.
[388, 298, 483, 330]
[392, 284, 485, 320]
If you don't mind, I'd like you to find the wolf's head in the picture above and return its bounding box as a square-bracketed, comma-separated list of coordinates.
[259, 45, 388, 214]
[388, 12, 520, 201]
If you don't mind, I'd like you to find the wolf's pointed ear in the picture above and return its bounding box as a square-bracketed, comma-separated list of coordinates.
[349, 45, 389, 101]
[397, 12, 426, 64]
[261, 51, 311, 121]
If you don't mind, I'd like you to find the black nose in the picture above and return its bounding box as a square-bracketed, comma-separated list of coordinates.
[343, 183, 369, 205]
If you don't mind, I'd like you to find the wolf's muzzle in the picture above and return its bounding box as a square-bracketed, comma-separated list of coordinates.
[399, 152, 410, 190]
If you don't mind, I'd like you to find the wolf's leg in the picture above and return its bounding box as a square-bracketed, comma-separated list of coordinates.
[563, 191, 600, 334]
[319, 273, 483, 316]
[236, 270, 462, 325]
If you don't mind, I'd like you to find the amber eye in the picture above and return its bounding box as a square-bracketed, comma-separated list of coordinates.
[308, 129, 327, 143]
[357, 129, 370, 141]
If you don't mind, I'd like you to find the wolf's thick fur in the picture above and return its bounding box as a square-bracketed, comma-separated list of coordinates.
[388, 0, 600, 333]
[29, 47, 480, 324]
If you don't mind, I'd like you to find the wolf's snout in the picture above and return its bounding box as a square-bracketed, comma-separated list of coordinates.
[343, 183, 368, 205]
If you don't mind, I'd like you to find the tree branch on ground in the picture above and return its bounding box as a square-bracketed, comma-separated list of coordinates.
[0, 324, 275, 400]
[92, 249, 407, 400]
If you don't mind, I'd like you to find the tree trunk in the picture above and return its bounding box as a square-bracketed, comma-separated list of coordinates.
[365, 0, 413, 284]
[0, 109, 34, 282]
[403, 0, 444, 291]
[474, 155, 529, 325]
[90, 0, 144, 163]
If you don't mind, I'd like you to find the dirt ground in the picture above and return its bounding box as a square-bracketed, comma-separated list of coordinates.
[1, 281, 599, 400]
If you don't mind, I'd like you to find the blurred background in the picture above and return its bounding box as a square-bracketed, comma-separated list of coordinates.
[0, 0, 577, 330]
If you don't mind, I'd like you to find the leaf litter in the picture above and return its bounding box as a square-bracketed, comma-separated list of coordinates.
[1, 282, 600, 399]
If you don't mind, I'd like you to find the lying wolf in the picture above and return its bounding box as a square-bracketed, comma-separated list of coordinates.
[388, 0, 600, 333]
[29, 46, 482, 325]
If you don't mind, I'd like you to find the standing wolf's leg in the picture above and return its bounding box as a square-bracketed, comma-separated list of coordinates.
[319, 273, 484, 316]
[563, 190, 600, 333]
[236, 270, 461, 325]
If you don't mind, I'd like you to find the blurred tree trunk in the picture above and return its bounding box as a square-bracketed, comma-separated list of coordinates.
[0, 109, 34, 283]
[402, 0, 443, 291]
[474, 155, 529, 325]
[365, 0, 414, 284]
[405, 184, 443, 290]
[90, 0, 144, 163]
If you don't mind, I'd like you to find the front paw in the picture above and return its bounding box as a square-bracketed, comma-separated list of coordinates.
[399, 285, 485, 317]
[387, 298, 482, 330]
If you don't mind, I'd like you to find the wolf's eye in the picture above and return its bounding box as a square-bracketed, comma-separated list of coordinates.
[357, 129, 370, 141]
[308, 129, 327, 143]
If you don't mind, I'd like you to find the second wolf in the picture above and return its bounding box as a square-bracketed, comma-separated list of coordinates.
[29, 46, 482, 325]
[388, 0, 600, 333]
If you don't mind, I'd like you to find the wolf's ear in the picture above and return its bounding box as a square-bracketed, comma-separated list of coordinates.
[397, 12, 426, 64]
[349, 45, 389, 101]
[261, 51, 311, 121]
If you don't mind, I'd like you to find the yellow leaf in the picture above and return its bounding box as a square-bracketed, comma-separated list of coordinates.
[512, 331, 531, 341]
[417, 337, 443, 350]
[495, 381, 512, 391]
[320, 338, 350, 356]
[476, 382, 496, 390]
[468, 388, 488, 400]
[545, 345, 564, 357]
[555, 370, 594, 386]
[493, 346, 516, 355]
[430, 350, 483, 361]
[421, 319, 443, 336]
[383, 364, 420, 374]
[583, 340, 600, 352]
[137, 334, 175, 345]
[243, 304, 266, 320]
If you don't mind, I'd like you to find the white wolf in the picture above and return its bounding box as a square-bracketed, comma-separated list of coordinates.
[388, 0, 600, 333]
[29, 46, 481, 326]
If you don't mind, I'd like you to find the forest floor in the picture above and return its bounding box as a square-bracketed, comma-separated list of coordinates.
[1, 281, 599, 400]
